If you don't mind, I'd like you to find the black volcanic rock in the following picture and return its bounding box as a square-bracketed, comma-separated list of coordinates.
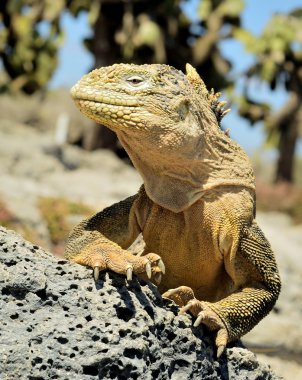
[0, 227, 281, 380]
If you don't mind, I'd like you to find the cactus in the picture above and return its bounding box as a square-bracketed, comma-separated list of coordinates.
[0, 0, 64, 94]
[235, 9, 302, 182]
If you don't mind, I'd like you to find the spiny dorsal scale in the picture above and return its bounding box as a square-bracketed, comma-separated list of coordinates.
[186, 64, 230, 125]
[185, 63, 208, 98]
[208, 88, 231, 125]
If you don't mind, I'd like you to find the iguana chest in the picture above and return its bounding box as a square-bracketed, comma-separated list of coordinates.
[137, 199, 232, 301]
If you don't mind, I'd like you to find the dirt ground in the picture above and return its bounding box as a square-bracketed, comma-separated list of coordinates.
[0, 93, 301, 379]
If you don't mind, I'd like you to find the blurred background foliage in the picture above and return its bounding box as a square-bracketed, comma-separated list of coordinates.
[0, 0, 302, 184]
[0, 0, 64, 94]
[235, 10, 302, 182]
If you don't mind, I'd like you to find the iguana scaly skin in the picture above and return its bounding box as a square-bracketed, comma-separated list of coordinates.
[66, 63, 281, 356]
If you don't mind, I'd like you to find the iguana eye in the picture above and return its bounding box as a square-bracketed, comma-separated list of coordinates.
[126, 76, 144, 86]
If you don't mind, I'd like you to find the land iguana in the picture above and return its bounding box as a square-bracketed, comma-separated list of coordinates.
[66, 63, 281, 357]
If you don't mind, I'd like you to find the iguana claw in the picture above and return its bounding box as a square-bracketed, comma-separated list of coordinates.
[193, 313, 203, 327]
[158, 259, 165, 274]
[179, 302, 193, 314]
[126, 266, 133, 281]
[217, 344, 226, 358]
[145, 262, 152, 278]
[93, 266, 100, 281]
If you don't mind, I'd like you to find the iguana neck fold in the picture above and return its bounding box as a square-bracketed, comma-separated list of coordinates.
[117, 124, 255, 213]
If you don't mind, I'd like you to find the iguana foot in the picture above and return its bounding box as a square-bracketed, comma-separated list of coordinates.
[73, 248, 165, 282]
[163, 286, 228, 358]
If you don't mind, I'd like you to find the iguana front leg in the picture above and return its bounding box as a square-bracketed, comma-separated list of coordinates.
[65, 195, 164, 281]
[163, 221, 281, 357]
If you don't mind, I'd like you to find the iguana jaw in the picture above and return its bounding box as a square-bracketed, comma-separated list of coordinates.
[71, 88, 144, 131]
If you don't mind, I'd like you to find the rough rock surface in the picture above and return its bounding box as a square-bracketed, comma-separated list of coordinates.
[0, 226, 281, 380]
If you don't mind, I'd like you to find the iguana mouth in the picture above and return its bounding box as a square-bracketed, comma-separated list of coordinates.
[74, 97, 140, 108]
[71, 85, 140, 108]
[74, 99, 139, 110]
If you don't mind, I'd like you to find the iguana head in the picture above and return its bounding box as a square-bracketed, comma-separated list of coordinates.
[71, 63, 255, 212]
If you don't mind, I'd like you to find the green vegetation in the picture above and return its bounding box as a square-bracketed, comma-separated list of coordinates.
[236, 9, 302, 183]
[0, 1, 63, 93]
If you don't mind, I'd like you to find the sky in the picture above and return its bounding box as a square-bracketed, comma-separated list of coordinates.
[49, 0, 302, 157]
